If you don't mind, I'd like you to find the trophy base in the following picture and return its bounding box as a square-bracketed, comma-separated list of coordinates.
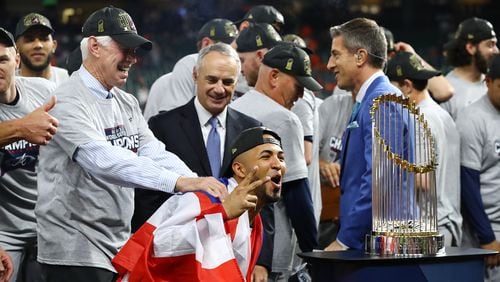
[365, 232, 445, 256]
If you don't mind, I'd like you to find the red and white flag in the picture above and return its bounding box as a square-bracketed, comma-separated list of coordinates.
[113, 180, 262, 282]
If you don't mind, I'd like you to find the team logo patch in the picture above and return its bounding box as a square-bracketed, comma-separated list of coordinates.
[117, 12, 136, 32]
[105, 125, 139, 153]
[1, 141, 39, 175]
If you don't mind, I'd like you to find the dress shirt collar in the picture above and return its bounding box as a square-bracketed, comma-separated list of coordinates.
[78, 65, 113, 99]
[194, 96, 227, 129]
[356, 70, 385, 103]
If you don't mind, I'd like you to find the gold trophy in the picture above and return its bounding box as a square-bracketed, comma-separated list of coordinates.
[365, 94, 444, 256]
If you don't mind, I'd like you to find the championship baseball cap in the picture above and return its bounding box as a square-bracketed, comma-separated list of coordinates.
[386, 51, 441, 81]
[445, 17, 496, 49]
[262, 42, 323, 91]
[82, 6, 152, 52]
[236, 23, 281, 52]
[237, 5, 284, 29]
[15, 13, 54, 40]
[222, 126, 282, 177]
[0, 27, 16, 49]
[197, 18, 238, 44]
[282, 33, 312, 54]
[487, 54, 500, 79]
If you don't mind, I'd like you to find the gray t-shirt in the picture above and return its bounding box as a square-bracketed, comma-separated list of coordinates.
[318, 92, 353, 164]
[231, 89, 308, 182]
[145, 53, 198, 116]
[418, 96, 462, 244]
[441, 70, 487, 120]
[143, 72, 172, 121]
[292, 90, 322, 223]
[35, 73, 156, 272]
[0, 77, 56, 250]
[456, 95, 500, 232]
[49, 66, 70, 86]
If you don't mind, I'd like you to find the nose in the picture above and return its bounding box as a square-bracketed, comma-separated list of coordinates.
[33, 38, 43, 48]
[270, 155, 282, 170]
[327, 55, 335, 70]
[213, 80, 225, 93]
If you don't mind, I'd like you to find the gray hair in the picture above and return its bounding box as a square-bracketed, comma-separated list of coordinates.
[330, 18, 387, 69]
[80, 36, 113, 60]
[196, 42, 241, 75]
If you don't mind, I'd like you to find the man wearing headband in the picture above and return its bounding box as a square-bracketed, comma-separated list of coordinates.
[113, 127, 286, 282]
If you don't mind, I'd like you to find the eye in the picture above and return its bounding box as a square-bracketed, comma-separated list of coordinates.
[222, 79, 235, 86]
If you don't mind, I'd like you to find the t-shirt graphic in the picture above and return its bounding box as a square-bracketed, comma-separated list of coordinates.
[0, 141, 39, 175]
[105, 125, 139, 153]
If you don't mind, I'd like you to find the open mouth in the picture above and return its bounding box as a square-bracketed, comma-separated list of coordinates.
[270, 174, 282, 187]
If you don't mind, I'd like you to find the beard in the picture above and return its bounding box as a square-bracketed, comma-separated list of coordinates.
[474, 50, 489, 74]
[20, 52, 52, 72]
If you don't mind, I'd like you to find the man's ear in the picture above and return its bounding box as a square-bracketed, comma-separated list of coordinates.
[232, 161, 247, 179]
[193, 67, 198, 82]
[88, 36, 100, 57]
[52, 39, 58, 54]
[465, 42, 477, 56]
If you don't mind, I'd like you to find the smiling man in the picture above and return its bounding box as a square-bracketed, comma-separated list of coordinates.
[113, 126, 285, 282]
[135, 43, 261, 230]
[15, 13, 69, 85]
[35, 7, 227, 282]
[324, 18, 403, 252]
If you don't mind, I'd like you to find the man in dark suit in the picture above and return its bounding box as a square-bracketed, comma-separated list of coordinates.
[134, 42, 260, 225]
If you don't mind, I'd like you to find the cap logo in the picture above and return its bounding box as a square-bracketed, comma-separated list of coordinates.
[286, 58, 294, 71]
[396, 66, 403, 77]
[409, 54, 424, 71]
[98, 19, 104, 33]
[232, 148, 237, 154]
[117, 12, 136, 32]
[224, 23, 236, 37]
[24, 14, 41, 27]
[210, 26, 216, 37]
[256, 35, 263, 47]
[304, 58, 311, 75]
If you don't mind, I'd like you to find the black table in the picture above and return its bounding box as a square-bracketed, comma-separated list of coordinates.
[298, 247, 497, 282]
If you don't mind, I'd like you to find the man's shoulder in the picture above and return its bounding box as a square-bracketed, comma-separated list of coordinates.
[149, 101, 193, 125]
[227, 107, 261, 126]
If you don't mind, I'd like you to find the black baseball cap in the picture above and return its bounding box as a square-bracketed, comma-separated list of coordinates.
[197, 18, 238, 44]
[263, 42, 323, 91]
[386, 51, 441, 81]
[236, 23, 281, 52]
[445, 17, 496, 49]
[0, 27, 16, 49]
[82, 6, 152, 52]
[222, 126, 282, 177]
[282, 33, 312, 54]
[65, 47, 82, 75]
[381, 26, 395, 53]
[15, 13, 54, 40]
[237, 5, 284, 28]
[487, 54, 500, 79]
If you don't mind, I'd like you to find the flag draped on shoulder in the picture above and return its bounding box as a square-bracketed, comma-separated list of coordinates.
[112, 180, 262, 282]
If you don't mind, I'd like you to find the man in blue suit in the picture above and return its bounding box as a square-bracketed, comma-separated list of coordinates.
[324, 18, 402, 251]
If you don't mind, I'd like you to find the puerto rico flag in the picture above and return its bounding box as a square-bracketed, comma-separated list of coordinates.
[112, 179, 262, 282]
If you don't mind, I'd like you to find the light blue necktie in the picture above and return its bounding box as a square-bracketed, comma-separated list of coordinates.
[349, 101, 360, 122]
[207, 116, 221, 178]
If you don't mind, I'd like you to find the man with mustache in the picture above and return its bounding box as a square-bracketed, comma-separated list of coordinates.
[14, 13, 69, 85]
[113, 126, 285, 282]
[442, 17, 498, 120]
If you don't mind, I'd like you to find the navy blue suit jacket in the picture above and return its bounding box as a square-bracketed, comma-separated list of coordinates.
[337, 75, 402, 250]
